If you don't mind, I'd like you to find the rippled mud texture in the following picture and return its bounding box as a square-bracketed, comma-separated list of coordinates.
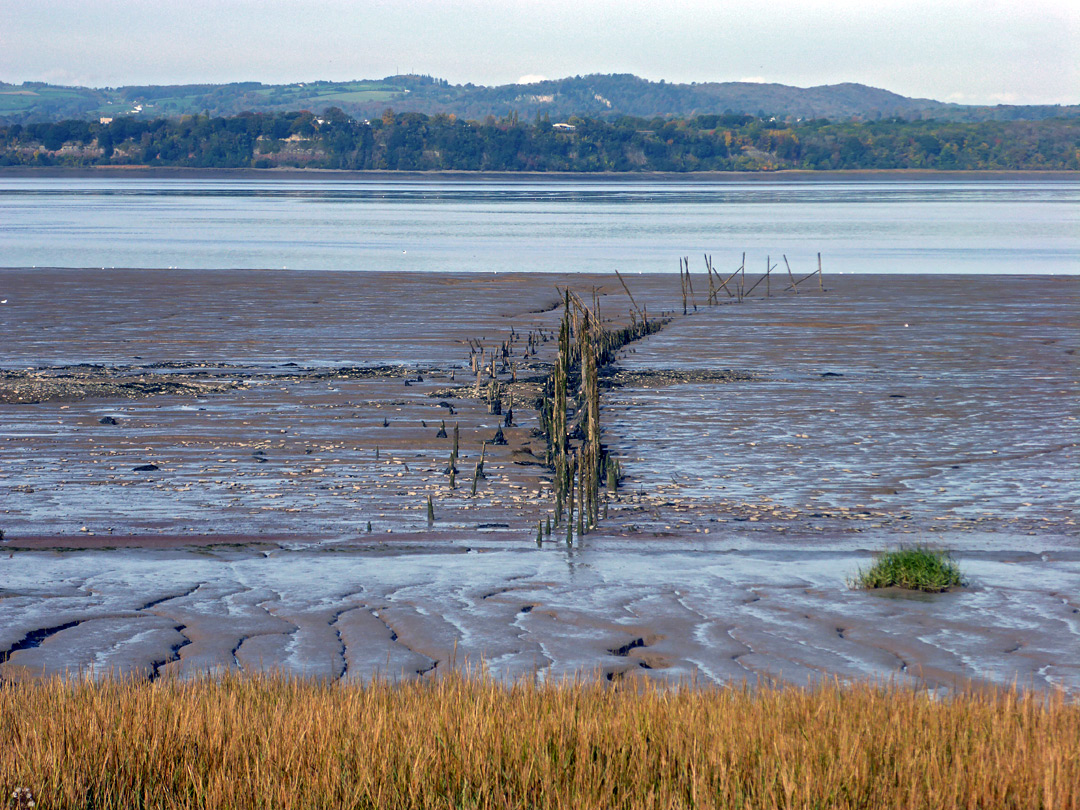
[0, 269, 1077, 689]
[604, 273, 1078, 541]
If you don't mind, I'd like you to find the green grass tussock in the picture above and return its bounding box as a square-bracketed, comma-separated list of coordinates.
[852, 545, 964, 592]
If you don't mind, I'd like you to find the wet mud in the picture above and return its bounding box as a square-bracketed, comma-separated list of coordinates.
[0, 269, 1076, 690]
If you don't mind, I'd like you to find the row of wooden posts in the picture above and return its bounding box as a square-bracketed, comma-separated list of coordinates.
[536, 288, 663, 545]
[435, 255, 823, 541]
[536, 254, 822, 542]
[679, 252, 824, 313]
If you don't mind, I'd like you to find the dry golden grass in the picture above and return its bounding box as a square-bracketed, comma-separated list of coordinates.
[2, 672, 1078, 809]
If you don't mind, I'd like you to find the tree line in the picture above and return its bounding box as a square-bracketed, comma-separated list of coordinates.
[1, 108, 1077, 172]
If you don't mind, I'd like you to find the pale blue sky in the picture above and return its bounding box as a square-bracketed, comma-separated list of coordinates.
[2, 0, 1077, 104]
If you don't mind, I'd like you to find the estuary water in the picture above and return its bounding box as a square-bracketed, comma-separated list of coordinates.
[1, 175, 1078, 274]
[1, 175, 1078, 688]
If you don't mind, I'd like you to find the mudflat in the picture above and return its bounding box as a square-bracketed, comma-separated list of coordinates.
[0, 269, 1076, 688]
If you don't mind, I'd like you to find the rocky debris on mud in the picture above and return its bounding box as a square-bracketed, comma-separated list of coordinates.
[0, 366, 241, 404]
[600, 369, 759, 389]
[0, 363, 428, 405]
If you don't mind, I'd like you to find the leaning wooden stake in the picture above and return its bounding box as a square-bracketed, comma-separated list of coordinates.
[743, 259, 774, 297]
[710, 254, 731, 300]
[784, 254, 799, 295]
[786, 269, 818, 290]
[818, 252, 824, 292]
[614, 269, 644, 319]
[717, 265, 739, 299]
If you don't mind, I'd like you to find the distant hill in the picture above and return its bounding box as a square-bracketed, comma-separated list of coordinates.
[1, 74, 1077, 124]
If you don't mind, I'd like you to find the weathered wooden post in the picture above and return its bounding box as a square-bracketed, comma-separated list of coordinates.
[678, 258, 686, 315]
[566, 452, 576, 545]
[707, 254, 713, 305]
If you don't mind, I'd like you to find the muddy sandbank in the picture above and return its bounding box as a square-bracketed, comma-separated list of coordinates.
[1, 269, 1076, 689]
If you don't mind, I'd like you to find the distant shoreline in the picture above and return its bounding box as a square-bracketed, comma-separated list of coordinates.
[1, 166, 1078, 182]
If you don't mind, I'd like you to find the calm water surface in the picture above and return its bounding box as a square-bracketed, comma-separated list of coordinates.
[1, 176, 1078, 274]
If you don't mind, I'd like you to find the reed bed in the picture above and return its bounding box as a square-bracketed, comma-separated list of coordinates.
[3, 673, 1078, 809]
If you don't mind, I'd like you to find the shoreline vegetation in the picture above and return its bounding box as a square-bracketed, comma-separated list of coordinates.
[2, 673, 1077, 809]
[3, 165, 1080, 182]
[2, 111, 1078, 173]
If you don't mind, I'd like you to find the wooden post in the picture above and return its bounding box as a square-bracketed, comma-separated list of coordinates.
[680, 257, 687, 315]
[566, 452, 576, 545]
[818, 252, 823, 292]
[576, 449, 584, 538]
[740, 253, 746, 303]
[583, 309, 600, 530]
[706, 254, 715, 305]
[784, 255, 799, 295]
[685, 256, 696, 311]
[766, 255, 771, 298]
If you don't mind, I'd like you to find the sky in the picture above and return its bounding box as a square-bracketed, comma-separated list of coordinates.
[2, 0, 1077, 105]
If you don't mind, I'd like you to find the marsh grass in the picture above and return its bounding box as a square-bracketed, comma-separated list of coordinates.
[2, 673, 1077, 809]
[852, 545, 964, 592]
